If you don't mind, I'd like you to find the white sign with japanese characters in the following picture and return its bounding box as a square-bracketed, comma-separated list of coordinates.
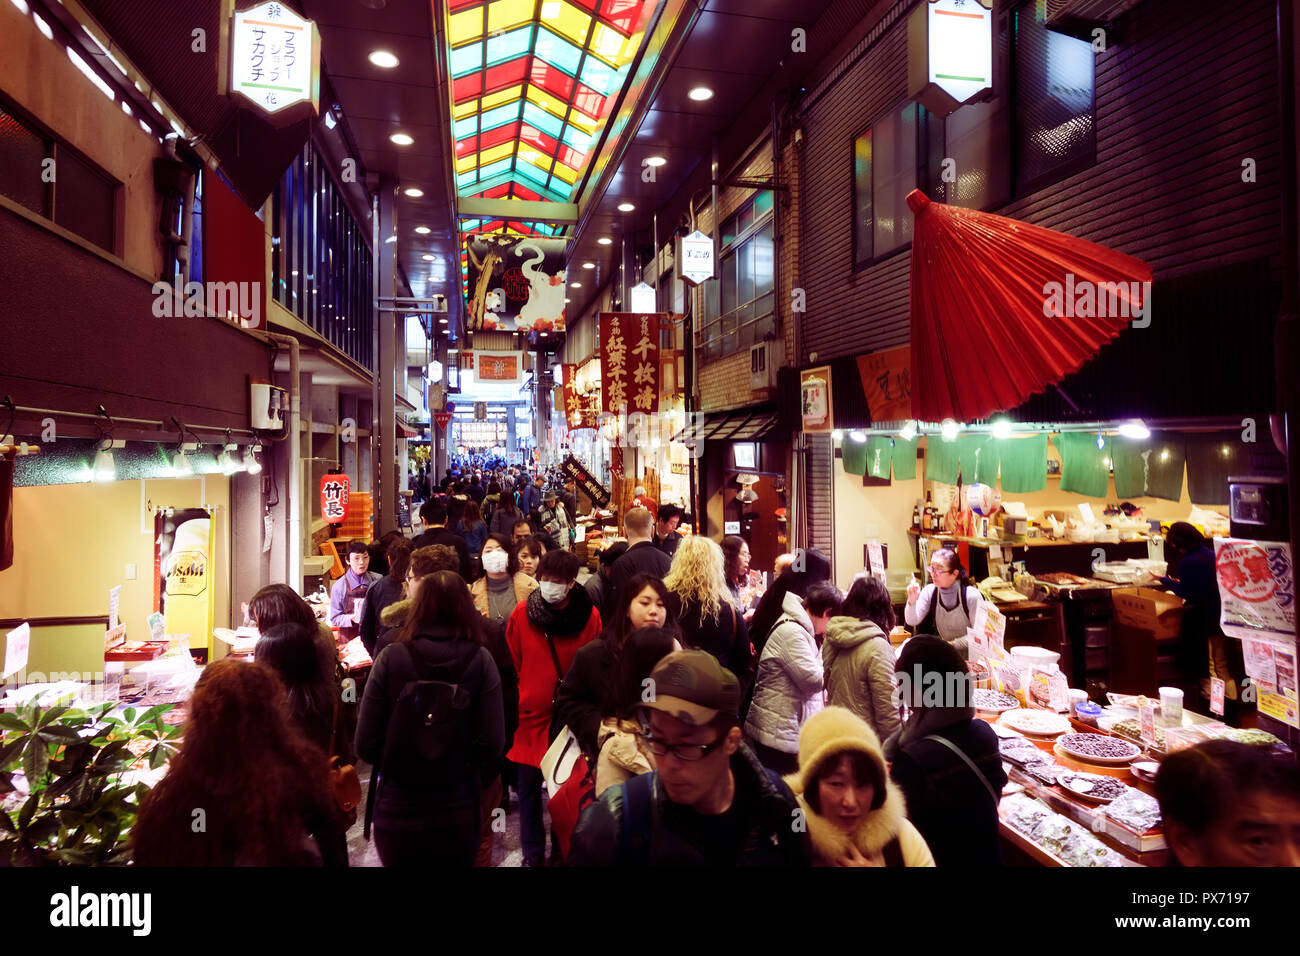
[678, 231, 714, 286]
[230, 2, 320, 115]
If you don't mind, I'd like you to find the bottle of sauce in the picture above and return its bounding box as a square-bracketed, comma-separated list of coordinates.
[912, 501, 921, 530]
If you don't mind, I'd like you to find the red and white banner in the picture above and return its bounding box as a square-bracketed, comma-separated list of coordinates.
[600, 313, 661, 415]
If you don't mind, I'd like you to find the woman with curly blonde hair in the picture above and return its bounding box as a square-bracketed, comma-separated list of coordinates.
[664, 536, 753, 686]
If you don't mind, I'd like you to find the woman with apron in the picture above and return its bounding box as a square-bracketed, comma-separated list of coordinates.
[904, 548, 981, 658]
[330, 539, 382, 647]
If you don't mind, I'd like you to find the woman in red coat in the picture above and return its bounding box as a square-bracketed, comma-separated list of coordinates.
[505, 548, 601, 866]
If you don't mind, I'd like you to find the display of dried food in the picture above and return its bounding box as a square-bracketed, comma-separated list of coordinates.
[1058, 733, 1142, 763]
[1110, 718, 1165, 748]
[974, 689, 1020, 713]
[999, 734, 1038, 751]
[1027, 761, 1065, 785]
[1222, 727, 1282, 747]
[1058, 773, 1130, 803]
[1002, 794, 1125, 867]
[1000, 708, 1072, 737]
[1103, 788, 1162, 832]
[1035, 572, 1097, 587]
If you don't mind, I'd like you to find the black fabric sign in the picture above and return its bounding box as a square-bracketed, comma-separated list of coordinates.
[562, 455, 610, 508]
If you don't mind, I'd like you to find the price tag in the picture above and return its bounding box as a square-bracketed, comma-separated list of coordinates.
[1138, 700, 1157, 744]
[989, 543, 1003, 561]
[3, 622, 31, 680]
[867, 540, 886, 584]
[1048, 672, 1070, 713]
[109, 585, 122, 630]
[1210, 677, 1226, 716]
[968, 627, 987, 663]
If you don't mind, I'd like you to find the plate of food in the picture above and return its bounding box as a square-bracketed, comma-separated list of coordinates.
[1058, 772, 1130, 804]
[1129, 760, 1160, 784]
[1000, 708, 1073, 738]
[1057, 732, 1143, 765]
[973, 688, 1021, 714]
[1109, 718, 1166, 750]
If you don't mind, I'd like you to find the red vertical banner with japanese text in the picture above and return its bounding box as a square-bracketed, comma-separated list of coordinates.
[600, 313, 661, 416]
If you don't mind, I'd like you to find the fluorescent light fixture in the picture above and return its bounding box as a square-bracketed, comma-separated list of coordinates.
[390, 132, 414, 146]
[403, 187, 424, 197]
[899, 421, 917, 441]
[617, 202, 635, 212]
[91, 447, 115, 482]
[831, 430, 843, 441]
[1118, 420, 1150, 440]
[422, 254, 434, 261]
[645, 156, 666, 167]
[170, 450, 193, 477]
[991, 418, 1012, 440]
[582, 262, 595, 269]
[597, 237, 612, 245]
[12, 0, 30, 16]
[848, 430, 867, 443]
[368, 50, 399, 69]
[243, 446, 263, 475]
[688, 86, 714, 101]
[33, 13, 52, 40]
[67, 48, 116, 101]
[941, 419, 959, 442]
[414, 225, 431, 235]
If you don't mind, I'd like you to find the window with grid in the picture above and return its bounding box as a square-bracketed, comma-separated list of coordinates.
[853, 102, 920, 269]
[1012, 2, 1095, 196]
[696, 191, 775, 361]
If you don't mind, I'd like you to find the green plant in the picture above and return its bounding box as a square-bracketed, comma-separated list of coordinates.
[0, 700, 183, 866]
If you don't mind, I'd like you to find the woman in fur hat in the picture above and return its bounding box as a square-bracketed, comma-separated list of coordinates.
[786, 706, 934, 867]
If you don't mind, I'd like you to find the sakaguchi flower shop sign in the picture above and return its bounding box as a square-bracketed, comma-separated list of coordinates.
[225, 2, 321, 117]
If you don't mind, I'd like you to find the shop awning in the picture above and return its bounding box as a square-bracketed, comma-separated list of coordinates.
[907, 190, 1153, 423]
[672, 409, 780, 444]
[397, 420, 422, 438]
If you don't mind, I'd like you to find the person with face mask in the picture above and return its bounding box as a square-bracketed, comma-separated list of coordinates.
[470, 534, 539, 624]
[505, 549, 602, 866]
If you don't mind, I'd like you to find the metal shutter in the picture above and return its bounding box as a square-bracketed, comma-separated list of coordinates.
[805, 433, 835, 573]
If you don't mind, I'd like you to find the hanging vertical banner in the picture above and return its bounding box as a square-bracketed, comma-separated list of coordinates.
[321, 472, 350, 525]
[800, 366, 834, 432]
[465, 235, 567, 332]
[155, 509, 216, 653]
[600, 313, 662, 415]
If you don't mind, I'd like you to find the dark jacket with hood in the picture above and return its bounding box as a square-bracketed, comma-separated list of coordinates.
[355, 626, 505, 829]
[566, 740, 811, 867]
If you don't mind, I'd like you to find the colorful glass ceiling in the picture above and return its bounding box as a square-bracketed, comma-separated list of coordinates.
[446, 0, 650, 205]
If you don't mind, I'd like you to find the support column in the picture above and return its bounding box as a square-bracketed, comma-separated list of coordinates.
[373, 179, 398, 536]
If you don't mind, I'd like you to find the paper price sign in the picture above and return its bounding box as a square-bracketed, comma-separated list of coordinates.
[3, 623, 31, 680]
[867, 540, 886, 584]
[1210, 677, 1226, 717]
[1138, 700, 1157, 744]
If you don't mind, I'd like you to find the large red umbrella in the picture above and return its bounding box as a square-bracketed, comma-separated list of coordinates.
[907, 189, 1153, 423]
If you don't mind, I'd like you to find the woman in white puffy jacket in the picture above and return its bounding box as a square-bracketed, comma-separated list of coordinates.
[743, 583, 843, 775]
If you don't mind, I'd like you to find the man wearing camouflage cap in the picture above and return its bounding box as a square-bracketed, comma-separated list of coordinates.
[567, 650, 810, 867]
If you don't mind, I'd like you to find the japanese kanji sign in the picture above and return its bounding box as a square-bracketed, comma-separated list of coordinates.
[856, 345, 911, 423]
[320, 472, 350, 525]
[229, 2, 321, 116]
[1215, 538, 1295, 643]
[562, 364, 596, 430]
[474, 351, 522, 383]
[562, 454, 610, 508]
[601, 313, 661, 416]
[433, 412, 453, 430]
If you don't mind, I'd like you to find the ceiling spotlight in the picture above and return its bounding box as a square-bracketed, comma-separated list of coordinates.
[403, 187, 424, 198]
[414, 225, 431, 235]
[617, 202, 635, 212]
[91, 445, 116, 482]
[941, 419, 960, 442]
[597, 237, 612, 245]
[899, 421, 917, 441]
[323, 110, 337, 130]
[422, 254, 435, 261]
[570, 281, 582, 288]
[582, 261, 595, 269]
[688, 86, 714, 101]
[1118, 420, 1150, 440]
[390, 132, 414, 146]
[991, 418, 1013, 440]
[848, 430, 867, 443]
[368, 50, 399, 69]
[243, 445, 263, 475]
[438, 317, 448, 324]
[170, 449, 193, 477]
[646, 156, 666, 167]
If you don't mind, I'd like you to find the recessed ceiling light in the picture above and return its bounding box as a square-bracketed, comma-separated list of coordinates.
[597, 237, 612, 245]
[390, 132, 414, 146]
[582, 262, 595, 269]
[617, 202, 635, 212]
[414, 226, 431, 235]
[369, 50, 399, 69]
[570, 282, 582, 288]
[645, 156, 666, 167]
[564, 298, 571, 303]
[422, 254, 434, 261]
[688, 86, 713, 101]
[403, 187, 424, 198]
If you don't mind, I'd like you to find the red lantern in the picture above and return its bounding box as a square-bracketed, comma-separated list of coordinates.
[321, 472, 350, 526]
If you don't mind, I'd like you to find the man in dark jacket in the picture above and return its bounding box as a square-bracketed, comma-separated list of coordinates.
[584, 541, 629, 612]
[559, 477, 579, 524]
[567, 650, 810, 867]
[652, 504, 685, 557]
[412, 499, 473, 581]
[605, 507, 671, 620]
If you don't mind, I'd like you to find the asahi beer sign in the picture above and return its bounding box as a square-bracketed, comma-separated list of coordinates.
[678, 230, 714, 286]
[229, 2, 321, 115]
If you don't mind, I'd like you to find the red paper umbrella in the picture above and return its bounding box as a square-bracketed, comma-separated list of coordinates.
[907, 189, 1153, 423]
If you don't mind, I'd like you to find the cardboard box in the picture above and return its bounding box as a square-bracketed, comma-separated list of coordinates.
[1111, 587, 1185, 639]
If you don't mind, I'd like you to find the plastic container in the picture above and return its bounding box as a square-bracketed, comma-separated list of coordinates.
[1159, 686, 1184, 722]
[1075, 701, 1103, 727]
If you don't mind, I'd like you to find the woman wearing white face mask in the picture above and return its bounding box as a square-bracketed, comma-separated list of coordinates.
[470, 533, 539, 624]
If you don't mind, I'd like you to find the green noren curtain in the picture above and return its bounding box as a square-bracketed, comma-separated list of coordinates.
[997, 434, 1049, 493]
[925, 437, 961, 485]
[891, 437, 918, 480]
[841, 438, 868, 476]
[957, 434, 998, 485]
[1186, 434, 1250, 505]
[1111, 435, 1186, 501]
[866, 437, 894, 479]
[1054, 432, 1112, 499]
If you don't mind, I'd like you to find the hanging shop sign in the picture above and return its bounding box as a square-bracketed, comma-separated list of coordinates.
[856, 345, 912, 423]
[907, 0, 993, 117]
[465, 235, 567, 332]
[433, 412, 453, 430]
[154, 508, 216, 653]
[630, 281, 658, 313]
[600, 313, 662, 415]
[677, 231, 715, 286]
[473, 350, 523, 383]
[800, 366, 834, 433]
[474, 402, 488, 421]
[562, 454, 611, 508]
[562, 365, 598, 430]
[226, 1, 322, 117]
[1214, 538, 1295, 643]
[320, 472, 350, 525]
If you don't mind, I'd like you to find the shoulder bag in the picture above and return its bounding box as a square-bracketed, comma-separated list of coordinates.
[327, 697, 362, 828]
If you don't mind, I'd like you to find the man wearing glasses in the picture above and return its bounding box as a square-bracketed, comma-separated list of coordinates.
[567, 650, 811, 867]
